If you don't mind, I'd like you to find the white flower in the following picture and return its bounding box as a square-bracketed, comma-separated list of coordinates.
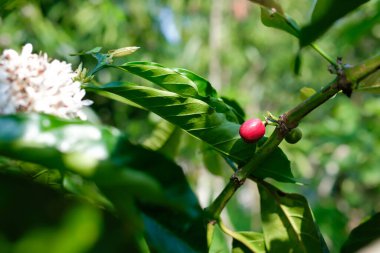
[0, 44, 92, 120]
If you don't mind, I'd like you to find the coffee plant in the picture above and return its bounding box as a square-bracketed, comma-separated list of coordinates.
[0, 0, 379, 252]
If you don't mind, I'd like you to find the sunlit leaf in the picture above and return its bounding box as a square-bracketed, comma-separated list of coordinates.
[300, 0, 370, 46]
[172, 67, 218, 98]
[86, 82, 256, 164]
[232, 232, 266, 253]
[341, 212, 380, 253]
[258, 181, 328, 253]
[0, 113, 118, 176]
[94, 61, 244, 123]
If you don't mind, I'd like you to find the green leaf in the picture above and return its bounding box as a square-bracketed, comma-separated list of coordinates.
[86, 82, 256, 164]
[251, 146, 296, 183]
[300, 0, 370, 46]
[346, 55, 380, 84]
[221, 96, 246, 124]
[173, 67, 218, 98]
[260, 7, 300, 38]
[0, 172, 149, 252]
[202, 143, 226, 176]
[0, 113, 208, 252]
[341, 213, 380, 253]
[142, 119, 182, 158]
[258, 181, 328, 253]
[355, 70, 380, 94]
[88, 61, 295, 183]
[232, 232, 266, 253]
[294, 51, 302, 75]
[96, 61, 244, 123]
[0, 113, 119, 176]
[208, 224, 230, 253]
[114, 61, 201, 97]
[346, 54, 380, 93]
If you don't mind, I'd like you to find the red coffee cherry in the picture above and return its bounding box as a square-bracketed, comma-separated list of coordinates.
[239, 118, 266, 143]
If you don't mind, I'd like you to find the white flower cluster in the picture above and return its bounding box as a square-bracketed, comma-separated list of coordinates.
[0, 44, 92, 119]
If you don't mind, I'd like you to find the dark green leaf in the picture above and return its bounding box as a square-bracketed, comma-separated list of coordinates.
[86, 82, 256, 164]
[143, 215, 202, 253]
[250, 141, 296, 183]
[221, 96, 246, 124]
[294, 51, 302, 75]
[232, 232, 266, 253]
[341, 213, 380, 253]
[258, 181, 328, 253]
[300, 0, 370, 47]
[260, 7, 300, 38]
[0, 113, 208, 252]
[0, 172, 148, 252]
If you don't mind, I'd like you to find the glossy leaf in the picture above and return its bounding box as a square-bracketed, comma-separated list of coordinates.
[232, 232, 266, 253]
[341, 213, 380, 253]
[300, 0, 370, 46]
[258, 181, 328, 253]
[260, 7, 300, 38]
[172, 67, 218, 98]
[86, 82, 256, 164]
[96, 61, 244, 123]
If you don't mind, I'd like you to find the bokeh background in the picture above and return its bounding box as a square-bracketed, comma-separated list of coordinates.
[1, 0, 380, 252]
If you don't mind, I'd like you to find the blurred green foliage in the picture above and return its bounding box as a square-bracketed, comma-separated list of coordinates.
[1, 0, 380, 252]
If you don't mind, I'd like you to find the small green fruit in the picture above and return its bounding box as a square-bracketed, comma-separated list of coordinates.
[285, 128, 302, 144]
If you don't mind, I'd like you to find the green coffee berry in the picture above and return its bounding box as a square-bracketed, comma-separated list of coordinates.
[285, 127, 302, 144]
